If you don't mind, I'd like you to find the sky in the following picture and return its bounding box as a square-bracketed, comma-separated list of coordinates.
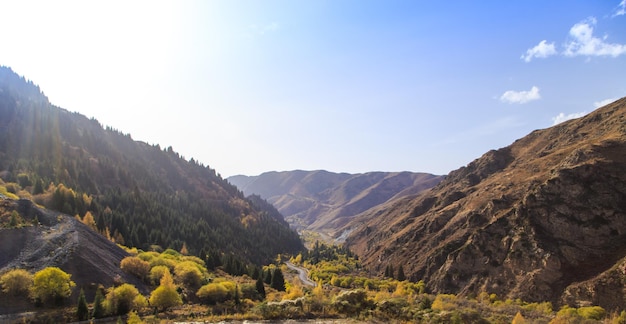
[1, 1, 625, 177]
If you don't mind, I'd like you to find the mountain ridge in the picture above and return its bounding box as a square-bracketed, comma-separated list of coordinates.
[228, 170, 443, 234]
[0, 66, 304, 266]
[344, 97, 626, 310]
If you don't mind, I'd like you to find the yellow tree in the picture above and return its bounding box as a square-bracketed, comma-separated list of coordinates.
[0, 268, 32, 296]
[149, 271, 182, 312]
[512, 311, 526, 324]
[30, 267, 75, 305]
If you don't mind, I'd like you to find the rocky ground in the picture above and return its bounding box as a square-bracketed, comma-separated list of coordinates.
[0, 198, 146, 315]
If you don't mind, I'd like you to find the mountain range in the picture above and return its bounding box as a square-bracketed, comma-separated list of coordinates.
[227, 170, 442, 234]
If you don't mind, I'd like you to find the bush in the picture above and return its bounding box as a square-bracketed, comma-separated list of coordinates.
[432, 294, 457, 311]
[149, 271, 182, 312]
[332, 289, 372, 316]
[197, 282, 229, 304]
[104, 283, 145, 315]
[120, 256, 151, 281]
[174, 261, 205, 289]
[0, 268, 33, 296]
[30, 267, 75, 305]
[149, 266, 170, 285]
[577, 306, 606, 320]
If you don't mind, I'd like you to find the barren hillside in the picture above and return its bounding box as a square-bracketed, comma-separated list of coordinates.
[345, 98, 626, 310]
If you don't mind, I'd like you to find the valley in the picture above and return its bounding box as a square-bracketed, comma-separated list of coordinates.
[1, 66, 626, 323]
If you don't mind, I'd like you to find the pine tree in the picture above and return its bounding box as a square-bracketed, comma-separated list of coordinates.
[92, 288, 104, 319]
[76, 288, 89, 321]
[397, 265, 406, 281]
[255, 276, 266, 299]
[270, 268, 286, 291]
[263, 269, 272, 284]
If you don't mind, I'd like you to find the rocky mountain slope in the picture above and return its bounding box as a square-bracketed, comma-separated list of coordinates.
[0, 197, 145, 314]
[345, 98, 626, 310]
[228, 170, 442, 233]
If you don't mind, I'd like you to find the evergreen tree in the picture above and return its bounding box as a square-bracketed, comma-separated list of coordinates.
[234, 284, 240, 305]
[76, 288, 89, 321]
[270, 268, 286, 291]
[397, 265, 406, 281]
[255, 276, 266, 299]
[263, 269, 272, 284]
[92, 288, 105, 319]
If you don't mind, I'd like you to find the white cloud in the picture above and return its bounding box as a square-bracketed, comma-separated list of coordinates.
[500, 86, 541, 104]
[563, 18, 626, 58]
[614, 0, 626, 17]
[552, 112, 587, 125]
[522, 17, 626, 61]
[521, 40, 557, 62]
[593, 98, 617, 108]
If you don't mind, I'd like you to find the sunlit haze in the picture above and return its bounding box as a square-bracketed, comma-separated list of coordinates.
[2, 1, 625, 177]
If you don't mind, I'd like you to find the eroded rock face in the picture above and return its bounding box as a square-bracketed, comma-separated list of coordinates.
[346, 98, 626, 309]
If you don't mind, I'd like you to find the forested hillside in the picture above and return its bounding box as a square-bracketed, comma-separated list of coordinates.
[0, 66, 304, 264]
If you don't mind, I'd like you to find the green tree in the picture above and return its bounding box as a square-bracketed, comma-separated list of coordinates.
[270, 268, 286, 291]
[149, 271, 182, 312]
[76, 288, 89, 321]
[30, 267, 75, 305]
[396, 265, 406, 281]
[92, 288, 105, 319]
[255, 275, 266, 299]
[0, 268, 32, 296]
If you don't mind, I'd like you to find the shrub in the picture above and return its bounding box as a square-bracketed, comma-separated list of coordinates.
[197, 282, 229, 304]
[149, 266, 170, 285]
[120, 256, 151, 281]
[30, 267, 75, 305]
[104, 283, 145, 315]
[0, 268, 33, 296]
[149, 271, 181, 312]
[174, 261, 205, 289]
[332, 289, 372, 316]
[577, 306, 606, 320]
[432, 294, 457, 311]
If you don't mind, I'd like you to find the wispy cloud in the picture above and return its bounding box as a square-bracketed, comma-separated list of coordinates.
[521, 40, 557, 62]
[564, 18, 626, 58]
[593, 98, 617, 108]
[522, 17, 626, 61]
[500, 86, 541, 104]
[614, 0, 626, 17]
[552, 112, 587, 125]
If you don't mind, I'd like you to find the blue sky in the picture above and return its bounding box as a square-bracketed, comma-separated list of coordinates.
[1, 1, 625, 177]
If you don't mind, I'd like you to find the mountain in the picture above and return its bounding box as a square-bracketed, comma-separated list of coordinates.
[0, 66, 304, 266]
[345, 97, 626, 310]
[227, 170, 443, 234]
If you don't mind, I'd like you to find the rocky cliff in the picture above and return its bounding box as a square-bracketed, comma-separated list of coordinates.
[345, 98, 626, 310]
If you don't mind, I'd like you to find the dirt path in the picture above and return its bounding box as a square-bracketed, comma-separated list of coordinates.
[285, 261, 317, 287]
